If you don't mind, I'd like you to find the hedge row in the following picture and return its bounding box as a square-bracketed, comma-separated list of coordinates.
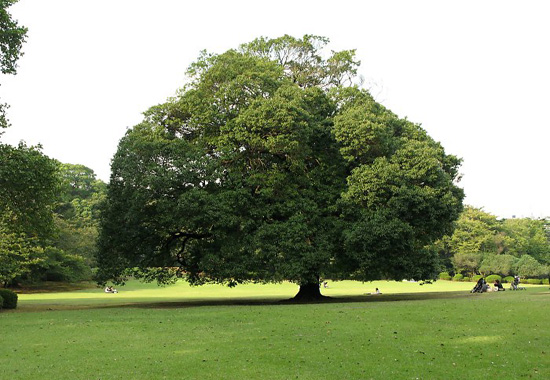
[524, 278, 550, 285]
[437, 273, 549, 284]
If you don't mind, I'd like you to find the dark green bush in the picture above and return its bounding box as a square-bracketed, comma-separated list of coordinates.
[486, 274, 502, 283]
[439, 272, 452, 281]
[453, 273, 464, 281]
[463, 277, 471, 282]
[0, 289, 18, 309]
[503, 276, 514, 283]
[0, 294, 3, 309]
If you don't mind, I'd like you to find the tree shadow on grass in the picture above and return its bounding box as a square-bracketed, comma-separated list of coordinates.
[13, 281, 98, 294]
[129, 290, 478, 310]
[17, 289, 547, 313]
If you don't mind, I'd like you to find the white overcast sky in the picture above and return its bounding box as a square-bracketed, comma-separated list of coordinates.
[2, 0, 549, 219]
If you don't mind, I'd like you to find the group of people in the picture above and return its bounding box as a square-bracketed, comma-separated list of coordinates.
[471, 275, 522, 293]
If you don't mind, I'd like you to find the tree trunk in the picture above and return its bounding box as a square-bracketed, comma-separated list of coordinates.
[292, 282, 327, 302]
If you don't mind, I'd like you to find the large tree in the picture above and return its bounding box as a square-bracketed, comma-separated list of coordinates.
[98, 35, 464, 299]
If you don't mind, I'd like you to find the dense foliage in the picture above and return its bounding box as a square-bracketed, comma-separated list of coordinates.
[0, 143, 60, 286]
[98, 35, 464, 298]
[0, 159, 105, 286]
[435, 206, 550, 279]
[52, 163, 106, 267]
[34, 163, 105, 283]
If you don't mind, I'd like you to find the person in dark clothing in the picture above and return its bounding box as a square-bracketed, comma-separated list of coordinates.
[494, 279, 505, 291]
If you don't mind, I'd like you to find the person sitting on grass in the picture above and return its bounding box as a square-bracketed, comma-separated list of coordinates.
[104, 286, 118, 294]
[494, 279, 505, 291]
[366, 288, 382, 295]
[471, 277, 486, 293]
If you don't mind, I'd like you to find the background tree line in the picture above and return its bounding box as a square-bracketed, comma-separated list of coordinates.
[0, 158, 105, 287]
[435, 206, 550, 280]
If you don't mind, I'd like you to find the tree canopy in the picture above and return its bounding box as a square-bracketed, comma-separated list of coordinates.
[0, 142, 59, 238]
[0, 0, 27, 129]
[97, 35, 464, 299]
[0, 143, 60, 286]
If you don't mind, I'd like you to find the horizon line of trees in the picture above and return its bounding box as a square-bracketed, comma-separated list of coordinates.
[1, 156, 106, 287]
[434, 206, 550, 280]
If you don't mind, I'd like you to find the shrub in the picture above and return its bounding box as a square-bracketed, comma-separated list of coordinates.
[503, 276, 514, 283]
[542, 278, 549, 285]
[439, 272, 452, 281]
[463, 277, 471, 282]
[0, 289, 18, 309]
[453, 273, 464, 281]
[0, 294, 3, 309]
[526, 278, 543, 285]
[486, 274, 502, 283]
[472, 275, 483, 283]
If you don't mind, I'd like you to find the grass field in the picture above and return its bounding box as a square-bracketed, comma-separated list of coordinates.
[1, 280, 549, 379]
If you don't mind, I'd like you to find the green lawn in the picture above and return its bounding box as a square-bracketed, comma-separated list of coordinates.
[1, 281, 549, 379]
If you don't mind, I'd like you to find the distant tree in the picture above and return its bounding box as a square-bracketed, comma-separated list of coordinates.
[0, 143, 59, 286]
[0, 142, 60, 238]
[448, 206, 502, 255]
[98, 35, 464, 299]
[514, 254, 548, 278]
[55, 163, 106, 225]
[0, 159, 107, 286]
[452, 252, 483, 277]
[501, 218, 550, 261]
[53, 163, 106, 267]
[479, 253, 517, 277]
[0, 0, 27, 129]
[53, 216, 99, 267]
[0, 221, 42, 287]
